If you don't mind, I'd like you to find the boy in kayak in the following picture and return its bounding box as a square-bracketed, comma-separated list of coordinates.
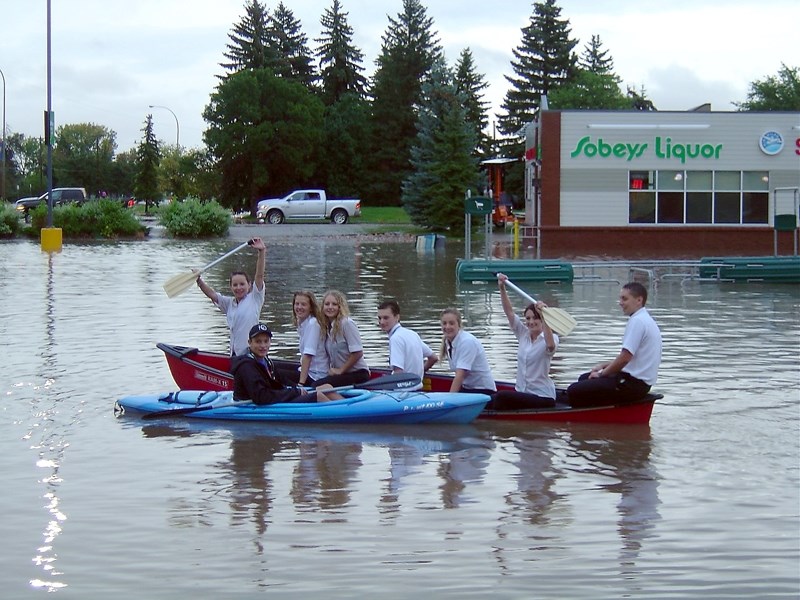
[566, 282, 662, 407]
[230, 323, 342, 405]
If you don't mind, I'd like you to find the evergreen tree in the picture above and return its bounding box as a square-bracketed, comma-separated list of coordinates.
[579, 34, 614, 74]
[315, 0, 367, 105]
[403, 59, 478, 231]
[626, 85, 657, 111]
[269, 2, 317, 89]
[366, 0, 443, 206]
[498, 0, 578, 137]
[220, 0, 275, 74]
[135, 115, 161, 213]
[319, 92, 371, 197]
[453, 48, 491, 156]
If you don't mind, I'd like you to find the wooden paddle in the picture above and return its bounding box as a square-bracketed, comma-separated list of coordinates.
[499, 276, 577, 336]
[141, 373, 422, 420]
[162, 240, 254, 298]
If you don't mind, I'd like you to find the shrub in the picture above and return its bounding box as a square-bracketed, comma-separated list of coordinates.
[0, 203, 23, 237]
[29, 199, 147, 238]
[159, 198, 231, 238]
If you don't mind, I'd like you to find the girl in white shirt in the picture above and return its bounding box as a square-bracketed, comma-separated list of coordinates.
[439, 307, 496, 394]
[316, 289, 370, 387]
[489, 274, 558, 409]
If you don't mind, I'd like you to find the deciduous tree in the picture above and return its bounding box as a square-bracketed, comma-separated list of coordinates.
[735, 63, 800, 111]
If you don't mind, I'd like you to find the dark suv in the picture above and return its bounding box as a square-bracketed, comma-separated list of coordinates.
[15, 188, 87, 216]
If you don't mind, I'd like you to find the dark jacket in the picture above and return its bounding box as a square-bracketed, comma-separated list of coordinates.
[230, 353, 303, 405]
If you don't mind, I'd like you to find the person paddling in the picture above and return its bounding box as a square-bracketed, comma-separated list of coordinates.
[195, 237, 266, 356]
[230, 323, 341, 405]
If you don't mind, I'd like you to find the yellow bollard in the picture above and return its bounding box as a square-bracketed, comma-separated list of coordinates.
[41, 227, 63, 253]
[513, 219, 519, 258]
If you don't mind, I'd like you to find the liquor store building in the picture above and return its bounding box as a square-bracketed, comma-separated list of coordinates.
[526, 110, 800, 258]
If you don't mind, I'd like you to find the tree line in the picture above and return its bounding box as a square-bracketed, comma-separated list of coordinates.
[2, 0, 797, 231]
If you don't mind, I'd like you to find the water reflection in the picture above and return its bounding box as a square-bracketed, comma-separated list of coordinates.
[563, 424, 661, 569]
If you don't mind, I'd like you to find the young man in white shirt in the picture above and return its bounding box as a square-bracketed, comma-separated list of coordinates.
[377, 300, 438, 390]
[567, 282, 662, 407]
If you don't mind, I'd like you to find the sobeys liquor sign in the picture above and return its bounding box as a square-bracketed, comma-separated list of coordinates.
[570, 135, 722, 164]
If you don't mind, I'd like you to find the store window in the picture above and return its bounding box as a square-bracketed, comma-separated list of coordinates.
[629, 170, 769, 225]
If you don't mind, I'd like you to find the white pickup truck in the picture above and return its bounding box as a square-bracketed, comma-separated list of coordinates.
[256, 189, 361, 224]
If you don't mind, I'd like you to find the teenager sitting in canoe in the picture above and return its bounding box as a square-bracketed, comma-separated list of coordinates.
[439, 307, 497, 395]
[195, 237, 266, 357]
[486, 273, 558, 410]
[231, 324, 341, 405]
[567, 282, 662, 407]
[377, 299, 438, 390]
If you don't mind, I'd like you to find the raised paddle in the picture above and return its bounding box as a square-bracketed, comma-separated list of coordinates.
[498, 275, 577, 336]
[141, 373, 422, 420]
[162, 240, 254, 298]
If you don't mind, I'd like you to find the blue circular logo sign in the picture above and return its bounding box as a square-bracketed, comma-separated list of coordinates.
[759, 130, 784, 155]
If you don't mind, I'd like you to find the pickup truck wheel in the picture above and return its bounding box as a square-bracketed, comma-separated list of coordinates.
[331, 209, 348, 225]
[267, 210, 285, 225]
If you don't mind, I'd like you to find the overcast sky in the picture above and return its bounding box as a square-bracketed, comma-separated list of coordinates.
[2, 0, 797, 153]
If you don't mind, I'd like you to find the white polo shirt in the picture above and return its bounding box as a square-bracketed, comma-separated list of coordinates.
[511, 315, 558, 398]
[214, 282, 266, 356]
[447, 329, 496, 391]
[621, 307, 662, 385]
[298, 316, 329, 380]
[325, 317, 370, 372]
[387, 324, 434, 388]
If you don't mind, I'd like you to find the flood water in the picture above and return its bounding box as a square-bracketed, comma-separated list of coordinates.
[1, 231, 798, 599]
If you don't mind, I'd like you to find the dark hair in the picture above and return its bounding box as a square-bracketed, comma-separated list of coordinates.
[523, 303, 541, 320]
[229, 270, 251, 284]
[378, 299, 400, 316]
[623, 281, 648, 304]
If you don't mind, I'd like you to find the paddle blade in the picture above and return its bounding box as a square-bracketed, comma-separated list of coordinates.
[163, 270, 199, 298]
[542, 306, 577, 336]
[356, 373, 421, 391]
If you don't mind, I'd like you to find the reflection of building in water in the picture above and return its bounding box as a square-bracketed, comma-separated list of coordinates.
[291, 441, 363, 510]
[567, 425, 661, 568]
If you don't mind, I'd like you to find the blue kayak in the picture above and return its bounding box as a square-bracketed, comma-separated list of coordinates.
[114, 388, 490, 424]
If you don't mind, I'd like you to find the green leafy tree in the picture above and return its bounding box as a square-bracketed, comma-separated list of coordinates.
[735, 63, 800, 111]
[549, 69, 629, 109]
[498, 0, 578, 137]
[203, 68, 324, 212]
[315, 0, 367, 105]
[403, 59, 478, 231]
[7, 133, 45, 198]
[269, 2, 317, 89]
[366, 0, 443, 206]
[220, 0, 275, 74]
[453, 47, 491, 156]
[319, 92, 370, 198]
[108, 148, 137, 198]
[134, 115, 161, 213]
[53, 123, 117, 195]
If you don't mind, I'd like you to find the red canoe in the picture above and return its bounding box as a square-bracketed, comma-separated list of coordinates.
[156, 343, 659, 425]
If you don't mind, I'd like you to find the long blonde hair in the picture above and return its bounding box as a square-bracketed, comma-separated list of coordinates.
[438, 307, 462, 361]
[320, 289, 350, 341]
[291, 290, 321, 327]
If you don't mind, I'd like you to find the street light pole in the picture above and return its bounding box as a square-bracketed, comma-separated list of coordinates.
[1, 67, 6, 201]
[148, 104, 180, 150]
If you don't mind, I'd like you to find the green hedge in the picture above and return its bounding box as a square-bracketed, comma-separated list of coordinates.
[159, 198, 231, 238]
[0, 203, 24, 237]
[29, 199, 147, 238]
